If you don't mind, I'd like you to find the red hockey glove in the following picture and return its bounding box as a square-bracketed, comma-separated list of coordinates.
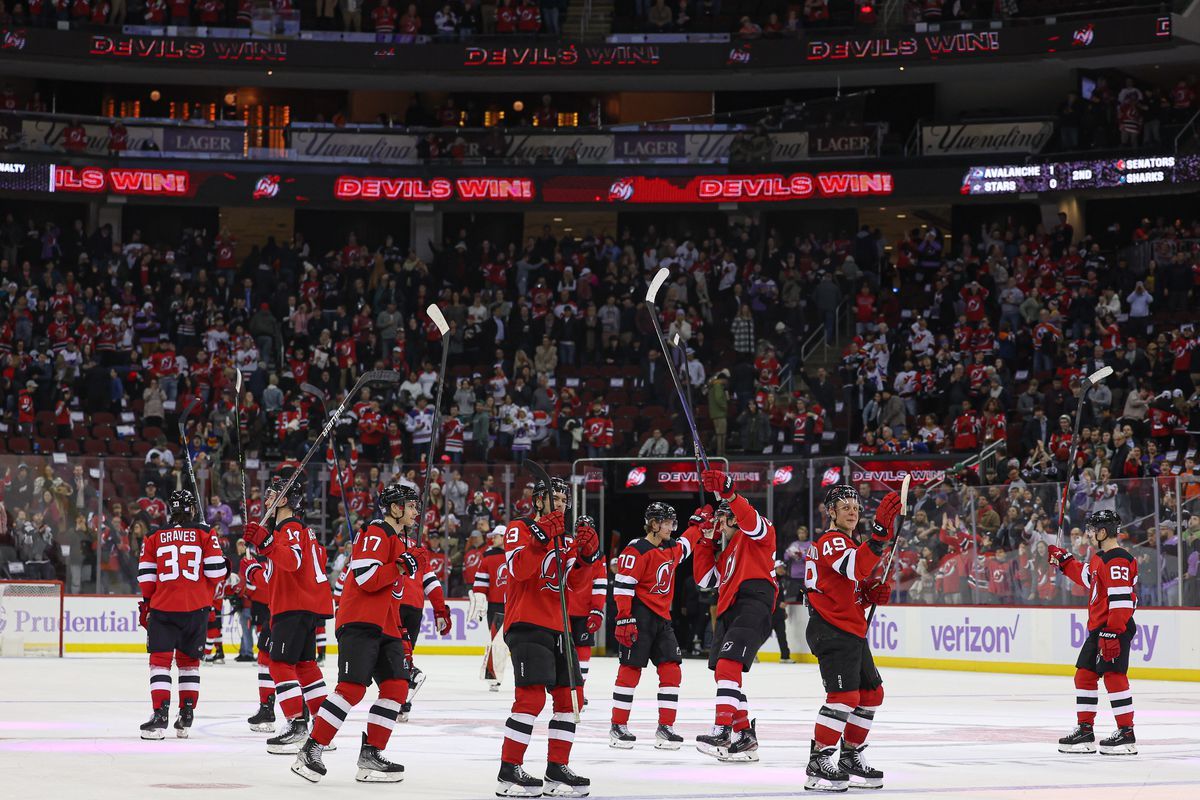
[531, 510, 566, 545]
[573, 521, 601, 564]
[689, 504, 714, 529]
[243, 521, 273, 551]
[861, 581, 894, 606]
[397, 550, 421, 577]
[1047, 545, 1072, 570]
[701, 469, 735, 499]
[1098, 629, 1122, 662]
[871, 490, 903, 544]
[586, 609, 604, 634]
[138, 599, 150, 629]
[614, 616, 638, 648]
[434, 605, 453, 637]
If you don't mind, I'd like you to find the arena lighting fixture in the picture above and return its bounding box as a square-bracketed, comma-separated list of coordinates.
[513, 100, 525, 112]
[149, 90, 161, 101]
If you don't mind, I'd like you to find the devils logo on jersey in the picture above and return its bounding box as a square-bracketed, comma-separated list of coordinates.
[720, 551, 738, 586]
[539, 548, 573, 592]
[648, 561, 675, 595]
[495, 563, 509, 588]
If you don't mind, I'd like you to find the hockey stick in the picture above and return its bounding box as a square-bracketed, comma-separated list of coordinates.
[1055, 365, 1114, 545]
[256, 369, 401, 527]
[301, 382, 356, 543]
[646, 268, 711, 473]
[180, 397, 208, 526]
[526, 458, 581, 723]
[232, 370, 249, 535]
[865, 472, 910, 629]
[412, 304, 452, 549]
[672, 332, 707, 508]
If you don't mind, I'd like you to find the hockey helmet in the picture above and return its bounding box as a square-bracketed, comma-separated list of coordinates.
[168, 489, 196, 520]
[823, 484, 861, 513]
[1085, 509, 1122, 540]
[532, 476, 572, 509]
[644, 502, 677, 525]
[575, 514, 598, 531]
[379, 483, 419, 512]
[714, 500, 734, 523]
[267, 468, 306, 514]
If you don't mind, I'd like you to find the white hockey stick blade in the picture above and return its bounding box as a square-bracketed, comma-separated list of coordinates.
[1087, 365, 1114, 384]
[672, 332, 681, 347]
[426, 303, 450, 336]
[899, 473, 912, 514]
[235, 367, 243, 395]
[646, 267, 670, 305]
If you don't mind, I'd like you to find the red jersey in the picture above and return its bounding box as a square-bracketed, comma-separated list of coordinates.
[1062, 547, 1138, 632]
[137, 526, 227, 612]
[241, 558, 270, 605]
[472, 546, 510, 604]
[567, 557, 608, 618]
[692, 495, 777, 617]
[463, 544, 486, 589]
[503, 516, 591, 632]
[137, 496, 168, 525]
[426, 548, 450, 587]
[396, 537, 447, 611]
[264, 518, 334, 617]
[584, 416, 614, 448]
[372, 5, 397, 31]
[803, 527, 883, 638]
[337, 519, 416, 639]
[612, 535, 693, 620]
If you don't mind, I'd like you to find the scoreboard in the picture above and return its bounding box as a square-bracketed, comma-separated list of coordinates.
[961, 155, 1198, 196]
[0, 161, 54, 193]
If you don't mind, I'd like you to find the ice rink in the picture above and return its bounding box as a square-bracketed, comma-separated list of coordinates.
[2, 654, 1198, 800]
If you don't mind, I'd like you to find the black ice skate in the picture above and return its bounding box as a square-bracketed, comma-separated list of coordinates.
[266, 716, 309, 754]
[1058, 723, 1097, 754]
[356, 732, 405, 782]
[291, 738, 327, 783]
[409, 666, 427, 701]
[173, 699, 194, 739]
[718, 720, 759, 762]
[248, 694, 276, 732]
[207, 649, 225, 665]
[544, 762, 590, 797]
[398, 701, 412, 722]
[139, 701, 170, 740]
[496, 761, 544, 797]
[608, 723, 636, 749]
[839, 742, 883, 789]
[654, 724, 683, 750]
[805, 740, 849, 792]
[696, 725, 732, 759]
[1099, 727, 1137, 756]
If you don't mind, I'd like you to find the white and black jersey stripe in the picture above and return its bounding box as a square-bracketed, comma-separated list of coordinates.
[138, 559, 158, 585]
[612, 573, 637, 598]
[592, 573, 608, 600]
[350, 557, 382, 585]
[203, 556, 228, 579]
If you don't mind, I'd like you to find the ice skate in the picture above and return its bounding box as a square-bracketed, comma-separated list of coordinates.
[609, 722, 636, 749]
[489, 679, 502, 692]
[266, 716, 308, 754]
[1099, 727, 1137, 755]
[139, 701, 169, 740]
[356, 732, 405, 782]
[805, 740, 849, 792]
[247, 695, 276, 732]
[654, 724, 683, 750]
[496, 761, 543, 797]
[839, 742, 883, 789]
[544, 762, 590, 797]
[408, 666, 426, 702]
[291, 738, 326, 783]
[398, 701, 411, 722]
[718, 719, 759, 762]
[1058, 723, 1097, 753]
[173, 698, 194, 739]
[695, 724, 731, 758]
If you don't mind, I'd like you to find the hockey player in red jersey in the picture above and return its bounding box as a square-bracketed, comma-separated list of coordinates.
[803, 484, 902, 791]
[496, 475, 602, 798]
[470, 525, 511, 691]
[243, 469, 335, 755]
[692, 469, 778, 763]
[1051, 509, 1139, 755]
[609, 502, 698, 751]
[567, 515, 608, 694]
[394, 519, 453, 721]
[204, 548, 230, 664]
[291, 483, 428, 783]
[241, 543, 278, 732]
[136, 489, 228, 739]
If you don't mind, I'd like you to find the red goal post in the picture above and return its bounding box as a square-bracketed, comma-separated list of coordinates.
[0, 580, 65, 657]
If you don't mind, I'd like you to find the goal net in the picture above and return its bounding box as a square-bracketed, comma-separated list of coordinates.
[0, 581, 64, 657]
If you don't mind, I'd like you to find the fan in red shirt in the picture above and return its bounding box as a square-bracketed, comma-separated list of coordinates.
[583, 402, 614, 456]
[1049, 414, 1075, 461]
[754, 346, 782, 389]
[690, 469, 778, 764]
[609, 502, 701, 750]
[950, 401, 981, 451]
[516, 0, 541, 32]
[136, 490, 228, 740]
[291, 483, 427, 783]
[495, 475, 601, 797]
[243, 469, 335, 756]
[138, 482, 169, 527]
[169, 0, 190, 22]
[469, 525, 511, 690]
[196, 0, 221, 22]
[373, 0, 398, 31]
[398, 2, 421, 33]
[802, 484, 902, 791]
[495, 0, 516, 32]
[1049, 510, 1139, 755]
[960, 281, 989, 323]
[63, 120, 88, 153]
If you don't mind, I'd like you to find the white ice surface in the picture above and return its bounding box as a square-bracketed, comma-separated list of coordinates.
[1, 654, 1198, 799]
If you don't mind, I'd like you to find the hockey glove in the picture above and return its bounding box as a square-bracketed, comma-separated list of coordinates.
[689, 504, 714, 529]
[243, 521, 274, 551]
[1098, 630, 1122, 662]
[434, 605, 453, 637]
[467, 591, 488, 623]
[1047, 545, 1072, 570]
[614, 616, 638, 648]
[530, 510, 567, 545]
[861, 581, 894, 606]
[586, 609, 604, 634]
[574, 521, 602, 564]
[701, 469, 735, 500]
[398, 545, 427, 578]
[871, 490, 903, 544]
[138, 599, 149, 629]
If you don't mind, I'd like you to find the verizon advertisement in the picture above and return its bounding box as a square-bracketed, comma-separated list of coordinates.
[922, 121, 1054, 156]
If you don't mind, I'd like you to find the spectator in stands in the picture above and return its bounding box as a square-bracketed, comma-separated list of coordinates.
[638, 428, 669, 457]
[398, 2, 420, 33]
[434, 3, 457, 36]
[647, 0, 670, 31]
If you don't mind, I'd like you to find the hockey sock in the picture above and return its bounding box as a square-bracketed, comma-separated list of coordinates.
[1075, 668, 1099, 726]
[502, 685, 547, 766]
[844, 685, 884, 746]
[149, 651, 173, 709]
[714, 658, 743, 727]
[548, 686, 579, 765]
[732, 692, 749, 733]
[269, 661, 304, 719]
[815, 690, 860, 748]
[576, 645, 591, 684]
[315, 625, 327, 657]
[311, 681, 366, 746]
[297, 660, 328, 717]
[1103, 672, 1134, 728]
[366, 679, 409, 749]
[611, 664, 642, 726]
[176, 653, 200, 709]
[257, 659, 274, 704]
[657, 661, 681, 726]
[206, 609, 219, 657]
